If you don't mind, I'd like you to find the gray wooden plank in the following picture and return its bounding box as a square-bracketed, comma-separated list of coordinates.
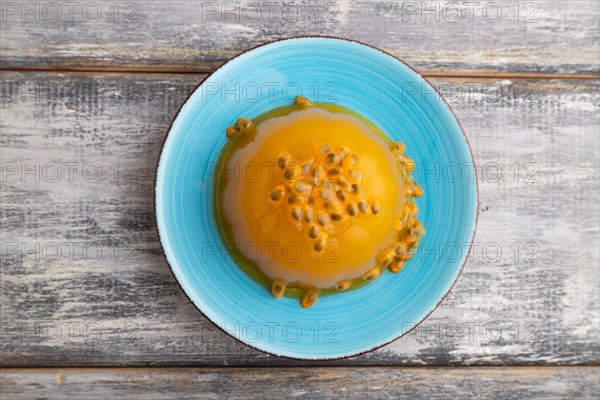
[1, 71, 599, 366]
[1, 367, 599, 399]
[0, 1, 599, 75]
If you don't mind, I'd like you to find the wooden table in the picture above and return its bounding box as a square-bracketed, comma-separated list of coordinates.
[1, 1, 599, 398]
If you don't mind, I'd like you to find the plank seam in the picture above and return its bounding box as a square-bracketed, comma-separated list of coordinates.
[1, 66, 599, 80]
[2, 364, 599, 369]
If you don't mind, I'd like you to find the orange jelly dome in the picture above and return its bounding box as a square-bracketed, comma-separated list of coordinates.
[214, 99, 423, 305]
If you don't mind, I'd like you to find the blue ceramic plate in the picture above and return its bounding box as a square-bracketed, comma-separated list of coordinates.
[156, 37, 478, 359]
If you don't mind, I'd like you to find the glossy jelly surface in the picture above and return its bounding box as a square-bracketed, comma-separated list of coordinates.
[214, 99, 424, 306]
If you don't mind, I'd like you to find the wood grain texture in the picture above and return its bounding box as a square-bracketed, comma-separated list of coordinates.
[1, 72, 599, 367]
[1, 367, 599, 399]
[1, 1, 599, 76]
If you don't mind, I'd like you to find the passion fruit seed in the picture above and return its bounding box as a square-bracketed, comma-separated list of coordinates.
[270, 187, 284, 201]
[351, 183, 360, 194]
[392, 141, 406, 154]
[406, 240, 419, 252]
[291, 207, 301, 220]
[284, 166, 297, 180]
[301, 290, 319, 308]
[320, 144, 330, 154]
[320, 189, 332, 200]
[337, 175, 349, 187]
[288, 195, 299, 204]
[295, 96, 315, 108]
[380, 250, 395, 267]
[330, 213, 342, 222]
[350, 169, 361, 180]
[411, 220, 425, 237]
[271, 279, 287, 298]
[237, 117, 254, 131]
[317, 212, 329, 226]
[226, 126, 239, 138]
[395, 243, 407, 257]
[389, 259, 404, 273]
[301, 163, 310, 175]
[304, 209, 314, 222]
[358, 200, 369, 213]
[335, 280, 352, 291]
[336, 190, 347, 201]
[327, 165, 340, 176]
[310, 168, 319, 186]
[314, 235, 327, 252]
[371, 198, 381, 215]
[338, 147, 349, 163]
[277, 154, 289, 169]
[401, 203, 418, 225]
[395, 235, 420, 261]
[362, 267, 381, 281]
[325, 153, 338, 164]
[412, 182, 424, 197]
[347, 202, 358, 216]
[308, 224, 319, 239]
[294, 181, 308, 193]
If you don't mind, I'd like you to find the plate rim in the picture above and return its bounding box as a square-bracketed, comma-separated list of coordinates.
[154, 35, 480, 360]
